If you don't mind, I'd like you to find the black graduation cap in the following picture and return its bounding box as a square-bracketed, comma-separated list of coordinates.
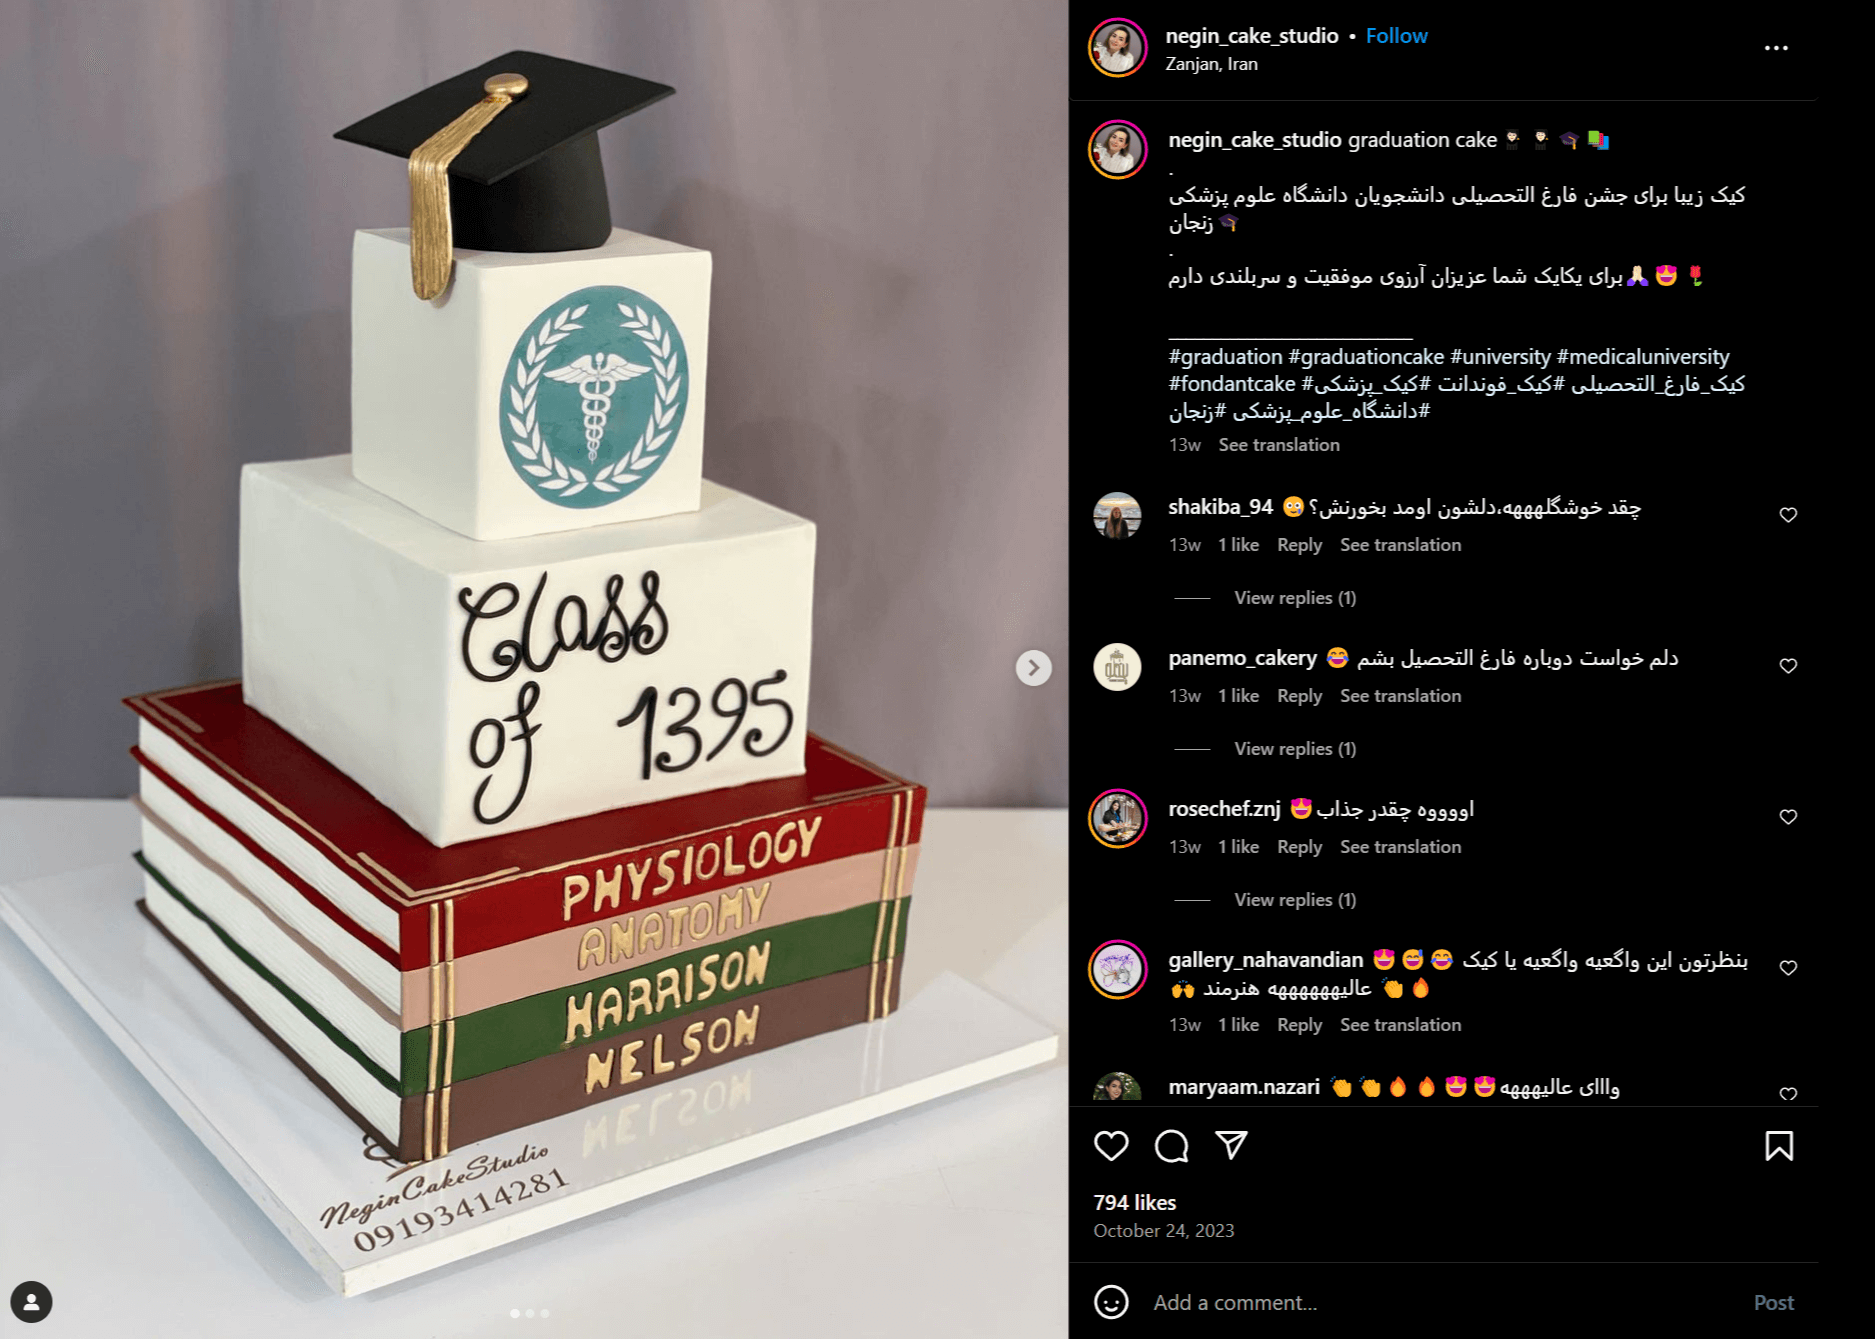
[335, 51, 673, 278]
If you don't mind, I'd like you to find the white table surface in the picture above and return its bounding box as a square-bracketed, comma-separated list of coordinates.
[0, 801, 1068, 1338]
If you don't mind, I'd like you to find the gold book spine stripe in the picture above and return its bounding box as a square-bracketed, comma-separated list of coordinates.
[867, 794, 903, 1021]
[445, 898, 457, 1019]
[440, 899, 457, 1153]
[407, 75, 527, 300]
[424, 901, 441, 1162]
[880, 789, 914, 1016]
[418, 899, 462, 1160]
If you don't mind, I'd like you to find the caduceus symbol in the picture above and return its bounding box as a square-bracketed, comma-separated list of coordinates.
[544, 352, 653, 462]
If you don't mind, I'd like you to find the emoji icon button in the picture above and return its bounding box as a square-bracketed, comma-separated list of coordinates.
[1431, 949, 1453, 970]
[1327, 647, 1349, 668]
[1283, 496, 1305, 517]
[1446, 1075, 1469, 1097]
[1374, 949, 1395, 971]
[1402, 949, 1423, 970]
[1094, 1285, 1130, 1321]
[1475, 1076, 1497, 1097]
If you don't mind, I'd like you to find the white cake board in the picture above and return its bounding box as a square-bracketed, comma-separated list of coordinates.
[0, 859, 1057, 1296]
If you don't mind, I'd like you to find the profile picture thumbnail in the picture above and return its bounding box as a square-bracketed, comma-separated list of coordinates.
[1088, 939, 1148, 999]
[1092, 1071, 1143, 1101]
[1088, 20, 1146, 76]
[1093, 642, 1141, 691]
[1089, 121, 1146, 179]
[1089, 789, 1146, 848]
[1094, 491, 1140, 539]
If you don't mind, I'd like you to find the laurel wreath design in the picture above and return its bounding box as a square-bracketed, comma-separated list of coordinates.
[506, 302, 684, 499]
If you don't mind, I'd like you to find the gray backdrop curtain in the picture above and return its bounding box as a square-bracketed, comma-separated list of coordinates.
[0, 1, 1067, 807]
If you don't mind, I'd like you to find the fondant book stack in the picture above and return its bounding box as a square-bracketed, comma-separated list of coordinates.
[123, 52, 927, 1162]
[128, 684, 921, 1160]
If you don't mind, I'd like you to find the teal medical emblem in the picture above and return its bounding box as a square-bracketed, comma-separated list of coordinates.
[501, 285, 688, 507]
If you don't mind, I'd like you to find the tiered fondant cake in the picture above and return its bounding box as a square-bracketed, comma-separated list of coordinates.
[125, 52, 925, 1162]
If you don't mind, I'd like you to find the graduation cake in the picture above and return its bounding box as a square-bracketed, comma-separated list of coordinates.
[125, 52, 926, 1162]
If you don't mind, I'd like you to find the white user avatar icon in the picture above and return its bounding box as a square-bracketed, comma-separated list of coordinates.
[1094, 1284, 1130, 1320]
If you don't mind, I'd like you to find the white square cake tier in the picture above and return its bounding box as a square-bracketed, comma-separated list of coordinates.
[241, 457, 813, 847]
[351, 227, 712, 540]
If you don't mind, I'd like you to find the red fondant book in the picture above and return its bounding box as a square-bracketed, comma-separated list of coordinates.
[125, 682, 924, 971]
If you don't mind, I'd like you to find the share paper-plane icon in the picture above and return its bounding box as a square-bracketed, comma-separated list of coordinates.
[1216, 1130, 1249, 1161]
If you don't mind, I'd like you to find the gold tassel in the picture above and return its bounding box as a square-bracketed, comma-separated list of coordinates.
[407, 73, 528, 299]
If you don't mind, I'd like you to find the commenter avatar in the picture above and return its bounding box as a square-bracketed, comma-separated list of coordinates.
[1088, 121, 1147, 178]
[1089, 789, 1147, 848]
[1093, 491, 1141, 538]
[1092, 1072, 1143, 1100]
[1095, 127, 1134, 174]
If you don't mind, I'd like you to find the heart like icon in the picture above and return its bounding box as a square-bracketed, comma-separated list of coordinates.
[1779, 658, 1798, 674]
[1779, 506, 1798, 523]
[1779, 810, 1798, 825]
[1094, 1130, 1129, 1162]
[1780, 1087, 1797, 1101]
[1780, 960, 1798, 976]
